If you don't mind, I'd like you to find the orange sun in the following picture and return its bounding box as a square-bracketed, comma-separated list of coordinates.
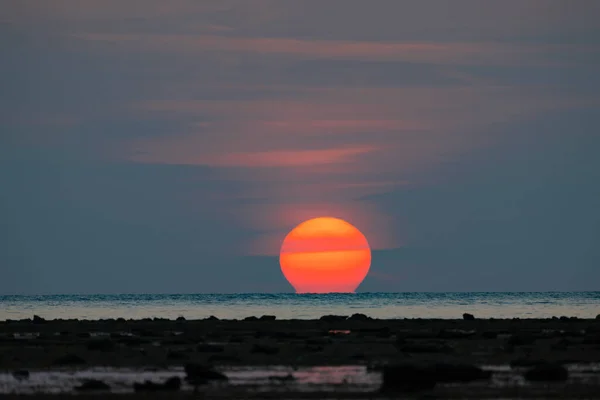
[279, 217, 371, 293]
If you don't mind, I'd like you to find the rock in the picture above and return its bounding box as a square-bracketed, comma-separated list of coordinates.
[75, 379, 110, 391]
[116, 318, 126, 323]
[206, 315, 219, 321]
[167, 350, 188, 360]
[259, 315, 276, 321]
[53, 354, 86, 366]
[184, 363, 228, 384]
[251, 343, 279, 355]
[596, 314, 600, 320]
[348, 313, 370, 321]
[12, 370, 30, 380]
[438, 329, 476, 339]
[32, 315, 46, 324]
[134, 377, 181, 392]
[244, 316, 258, 321]
[560, 316, 569, 321]
[381, 364, 436, 392]
[524, 363, 568, 382]
[196, 343, 225, 352]
[463, 313, 475, 321]
[400, 341, 453, 354]
[87, 339, 115, 351]
[176, 316, 186, 321]
[320, 315, 347, 322]
[431, 363, 491, 383]
[507, 334, 537, 346]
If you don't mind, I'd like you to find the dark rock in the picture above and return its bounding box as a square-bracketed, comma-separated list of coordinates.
[507, 334, 537, 346]
[524, 363, 568, 382]
[510, 358, 546, 368]
[87, 339, 115, 351]
[134, 377, 181, 392]
[259, 315, 276, 321]
[252, 343, 279, 355]
[167, 350, 188, 360]
[32, 315, 46, 324]
[176, 316, 186, 321]
[12, 370, 29, 380]
[196, 343, 225, 352]
[208, 354, 242, 363]
[400, 341, 453, 354]
[75, 379, 110, 391]
[596, 314, 600, 320]
[184, 363, 228, 384]
[348, 313, 370, 321]
[320, 315, 347, 322]
[381, 364, 436, 392]
[206, 315, 219, 321]
[438, 329, 476, 339]
[463, 313, 475, 321]
[431, 363, 491, 383]
[269, 373, 295, 382]
[244, 316, 258, 321]
[116, 318, 126, 323]
[560, 316, 569, 321]
[53, 354, 86, 366]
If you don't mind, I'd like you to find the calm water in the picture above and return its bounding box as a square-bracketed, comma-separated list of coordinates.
[1, 292, 598, 320]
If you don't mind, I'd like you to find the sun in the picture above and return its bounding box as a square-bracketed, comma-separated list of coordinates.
[279, 217, 371, 293]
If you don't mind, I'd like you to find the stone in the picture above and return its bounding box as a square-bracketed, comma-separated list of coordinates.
[32, 315, 46, 324]
[348, 313, 370, 321]
[524, 363, 568, 382]
[75, 379, 110, 391]
[320, 315, 347, 322]
[259, 315, 276, 321]
[184, 363, 228, 384]
[12, 370, 30, 380]
[596, 314, 600, 320]
[251, 343, 279, 355]
[400, 341, 454, 354]
[134, 377, 181, 392]
[176, 316, 186, 321]
[196, 343, 225, 352]
[463, 313, 475, 320]
[87, 339, 115, 351]
[244, 316, 258, 321]
[53, 354, 86, 366]
[206, 315, 219, 321]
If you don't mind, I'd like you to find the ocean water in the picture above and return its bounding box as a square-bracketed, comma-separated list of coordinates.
[1, 292, 598, 320]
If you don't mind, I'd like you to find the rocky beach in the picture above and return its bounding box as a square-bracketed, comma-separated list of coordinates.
[1, 314, 600, 398]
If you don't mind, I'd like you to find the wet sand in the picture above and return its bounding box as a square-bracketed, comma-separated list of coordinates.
[1, 315, 600, 398]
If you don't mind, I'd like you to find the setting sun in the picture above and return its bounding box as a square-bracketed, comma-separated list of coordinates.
[279, 217, 371, 293]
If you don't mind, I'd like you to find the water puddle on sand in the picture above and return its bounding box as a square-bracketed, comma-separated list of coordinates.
[0, 365, 380, 395]
[1, 364, 599, 395]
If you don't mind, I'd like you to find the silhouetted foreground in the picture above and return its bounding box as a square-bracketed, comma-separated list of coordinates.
[1, 314, 600, 398]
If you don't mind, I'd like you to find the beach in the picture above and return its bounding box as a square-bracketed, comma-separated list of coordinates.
[1, 315, 600, 398]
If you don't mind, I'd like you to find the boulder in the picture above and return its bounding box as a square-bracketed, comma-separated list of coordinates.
[259, 315, 276, 321]
[596, 314, 600, 320]
[12, 370, 29, 381]
[524, 363, 568, 382]
[184, 363, 228, 384]
[462, 313, 475, 321]
[176, 316, 186, 321]
[381, 363, 489, 392]
[206, 315, 219, 321]
[320, 315, 347, 322]
[244, 316, 258, 321]
[75, 380, 110, 392]
[32, 315, 46, 324]
[348, 313, 370, 321]
[134, 377, 181, 392]
[53, 354, 86, 366]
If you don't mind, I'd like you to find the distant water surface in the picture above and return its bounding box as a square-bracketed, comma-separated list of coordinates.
[0, 292, 598, 320]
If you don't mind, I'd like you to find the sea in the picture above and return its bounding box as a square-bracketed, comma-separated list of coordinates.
[1, 292, 598, 321]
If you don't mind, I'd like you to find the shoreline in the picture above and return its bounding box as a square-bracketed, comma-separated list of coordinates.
[2, 316, 599, 398]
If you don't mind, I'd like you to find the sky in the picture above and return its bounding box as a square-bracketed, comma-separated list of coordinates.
[1, 0, 599, 294]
